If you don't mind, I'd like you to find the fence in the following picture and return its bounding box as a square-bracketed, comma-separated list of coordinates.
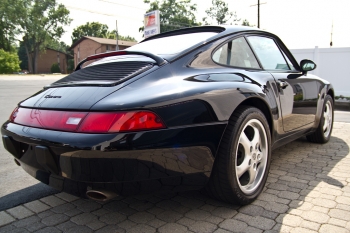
[290, 47, 350, 97]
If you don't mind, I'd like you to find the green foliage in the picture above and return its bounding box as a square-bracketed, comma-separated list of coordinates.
[139, 0, 200, 34]
[50, 63, 61, 73]
[71, 22, 137, 43]
[0, 0, 19, 52]
[71, 22, 109, 44]
[18, 41, 28, 70]
[0, 49, 21, 73]
[45, 37, 69, 53]
[242, 19, 254, 27]
[203, 0, 240, 25]
[15, 0, 72, 74]
[67, 59, 74, 73]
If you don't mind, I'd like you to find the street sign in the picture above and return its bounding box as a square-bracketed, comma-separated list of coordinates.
[144, 10, 160, 38]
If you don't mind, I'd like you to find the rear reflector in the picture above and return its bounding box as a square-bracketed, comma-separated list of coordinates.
[9, 108, 165, 133]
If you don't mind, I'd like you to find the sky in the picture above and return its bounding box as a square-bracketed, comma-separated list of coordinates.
[57, 0, 350, 49]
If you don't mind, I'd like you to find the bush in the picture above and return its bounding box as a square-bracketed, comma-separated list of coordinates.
[51, 63, 61, 73]
[0, 49, 21, 74]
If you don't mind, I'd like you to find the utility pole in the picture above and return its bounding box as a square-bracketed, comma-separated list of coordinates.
[116, 20, 119, 50]
[330, 21, 333, 47]
[250, 1, 267, 28]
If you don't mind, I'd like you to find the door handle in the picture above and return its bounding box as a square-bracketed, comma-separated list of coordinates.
[277, 81, 288, 89]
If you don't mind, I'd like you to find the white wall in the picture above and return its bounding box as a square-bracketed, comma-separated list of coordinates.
[290, 47, 350, 97]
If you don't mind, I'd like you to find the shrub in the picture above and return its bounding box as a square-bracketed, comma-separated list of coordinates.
[51, 63, 61, 73]
[0, 49, 21, 74]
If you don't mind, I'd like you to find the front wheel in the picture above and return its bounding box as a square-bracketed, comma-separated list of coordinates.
[307, 95, 334, 144]
[206, 106, 271, 205]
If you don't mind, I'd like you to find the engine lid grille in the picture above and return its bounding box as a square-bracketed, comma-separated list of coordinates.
[51, 61, 153, 86]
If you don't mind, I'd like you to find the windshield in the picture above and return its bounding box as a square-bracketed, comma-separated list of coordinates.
[126, 32, 218, 56]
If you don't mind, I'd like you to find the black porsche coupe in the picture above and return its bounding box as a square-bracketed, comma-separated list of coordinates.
[1, 26, 334, 205]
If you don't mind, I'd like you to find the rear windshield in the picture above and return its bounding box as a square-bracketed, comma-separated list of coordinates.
[126, 32, 218, 56]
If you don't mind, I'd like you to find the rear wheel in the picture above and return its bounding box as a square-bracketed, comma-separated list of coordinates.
[307, 95, 334, 143]
[207, 106, 271, 205]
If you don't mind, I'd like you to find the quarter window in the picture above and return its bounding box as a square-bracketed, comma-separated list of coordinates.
[213, 37, 260, 69]
[247, 36, 290, 70]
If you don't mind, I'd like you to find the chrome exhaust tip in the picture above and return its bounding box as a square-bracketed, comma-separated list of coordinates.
[86, 189, 117, 202]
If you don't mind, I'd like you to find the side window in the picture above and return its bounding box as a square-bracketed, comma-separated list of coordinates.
[212, 37, 260, 69]
[247, 36, 290, 70]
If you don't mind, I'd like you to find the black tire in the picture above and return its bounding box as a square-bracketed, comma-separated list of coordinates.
[206, 106, 271, 205]
[306, 95, 334, 144]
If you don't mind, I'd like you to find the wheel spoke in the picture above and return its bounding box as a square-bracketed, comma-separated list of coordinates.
[239, 132, 251, 154]
[251, 126, 261, 147]
[236, 157, 250, 178]
[248, 166, 257, 185]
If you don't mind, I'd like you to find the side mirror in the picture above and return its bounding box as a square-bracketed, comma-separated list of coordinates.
[300, 59, 317, 75]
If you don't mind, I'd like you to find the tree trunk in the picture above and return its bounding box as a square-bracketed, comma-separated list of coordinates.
[24, 44, 33, 73]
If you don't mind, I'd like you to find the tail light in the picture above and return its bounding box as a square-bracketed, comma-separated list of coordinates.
[9, 107, 166, 133]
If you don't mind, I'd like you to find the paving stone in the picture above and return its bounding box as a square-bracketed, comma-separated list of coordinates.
[335, 196, 350, 205]
[55, 192, 80, 202]
[129, 200, 154, 211]
[129, 211, 155, 224]
[64, 208, 83, 217]
[311, 198, 336, 208]
[127, 224, 156, 233]
[6, 206, 34, 219]
[0, 211, 15, 227]
[177, 217, 195, 228]
[290, 227, 318, 233]
[85, 220, 106, 231]
[188, 221, 217, 233]
[24, 201, 50, 213]
[200, 204, 217, 212]
[76, 201, 101, 212]
[264, 202, 289, 214]
[71, 212, 98, 225]
[56, 221, 78, 231]
[146, 207, 165, 215]
[328, 218, 347, 227]
[211, 207, 237, 219]
[158, 223, 188, 233]
[64, 226, 93, 233]
[12, 215, 40, 228]
[219, 219, 248, 232]
[95, 225, 126, 233]
[329, 209, 350, 221]
[37, 210, 55, 219]
[319, 224, 350, 233]
[300, 220, 320, 231]
[311, 205, 329, 214]
[157, 210, 183, 222]
[36, 226, 61, 233]
[51, 203, 75, 214]
[117, 220, 137, 230]
[205, 215, 224, 224]
[41, 213, 69, 226]
[25, 221, 46, 232]
[239, 205, 264, 217]
[40, 195, 66, 208]
[301, 210, 330, 223]
[146, 218, 166, 228]
[213, 229, 231, 233]
[276, 214, 302, 227]
[277, 191, 300, 200]
[185, 209, 210, 221]
[100, 212, 127, 224]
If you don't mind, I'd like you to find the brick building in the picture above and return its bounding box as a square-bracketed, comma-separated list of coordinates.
[30, 48, 71, 74]
[69, 36, 137, 67]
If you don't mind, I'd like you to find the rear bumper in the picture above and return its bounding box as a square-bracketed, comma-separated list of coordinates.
[2, 122, 226, 197]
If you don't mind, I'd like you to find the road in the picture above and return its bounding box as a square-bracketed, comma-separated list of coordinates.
[0, 75, 349, 232]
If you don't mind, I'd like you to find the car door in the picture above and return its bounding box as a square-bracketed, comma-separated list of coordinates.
[246, 36, 318, 132]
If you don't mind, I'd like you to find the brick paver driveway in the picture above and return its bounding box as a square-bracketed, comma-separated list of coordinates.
[0, 122, 349, 233]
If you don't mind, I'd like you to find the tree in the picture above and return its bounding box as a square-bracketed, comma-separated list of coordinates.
[71, 22, 109, 44]
[0, 49, 21, 74]
[203, 0, 240, 25]
[71, 22, 137, 44]
[16, 0, 71, 74]
[0, 0, 19, 52]
[139, 0, 200, 34]
[242, 19, 254, 27]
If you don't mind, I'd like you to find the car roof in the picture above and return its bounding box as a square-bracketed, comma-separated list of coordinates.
[140, 25, 265, 43]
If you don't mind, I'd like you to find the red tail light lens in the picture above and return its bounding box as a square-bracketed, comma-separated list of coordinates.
[9, 107, 166, 133]
[78, 111, 165, 133]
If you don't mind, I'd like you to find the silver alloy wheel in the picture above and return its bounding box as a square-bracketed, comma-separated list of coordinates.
[235, 119, 268, 195]
[323, 100, 333, 138]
